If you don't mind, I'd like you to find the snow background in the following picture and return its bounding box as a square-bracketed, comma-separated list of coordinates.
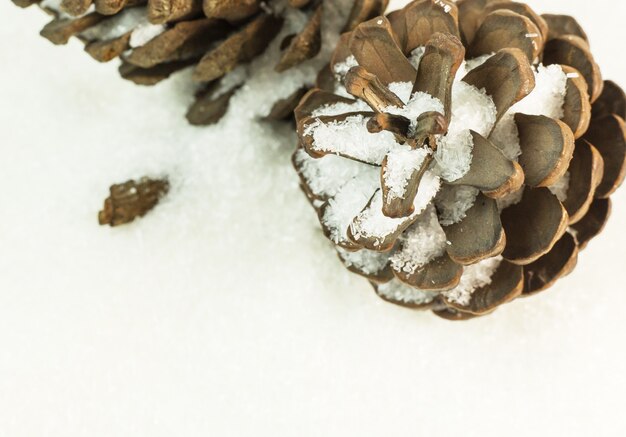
[1, 0, 625, 435]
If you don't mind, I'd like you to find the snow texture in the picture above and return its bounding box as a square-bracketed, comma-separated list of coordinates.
[549, 171, 571, 202]
[383, 147, 430, 201]
[435, 185, 480, 225]
[3, 1, 626, 436]
[321, 170, 380, 245]
[448, 81, 497, 138]
[434, 130, 476, 182]
[332, 55, 359, 78]
[311, 98, 370, 117]
[376, 279, 438, 305]
[432, 67, 497, 182]
[490, 64, 568, 160]
[211, 65, 249, 99]
[305, 114, 404, 165]
[457, 53, 495, 78]
[385, 88, 445, 134]
[409, 46, 426, 69]
[390, 206, 447, 274]
[497, 187, 525, 210]
[350, 172, 440, 249]
[293, 149, 371, 199]
[442, 256, 504, 306]
[337, 247, 390, 276]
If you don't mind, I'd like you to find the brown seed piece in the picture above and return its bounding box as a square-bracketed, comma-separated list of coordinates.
[98, 178, 169, 227]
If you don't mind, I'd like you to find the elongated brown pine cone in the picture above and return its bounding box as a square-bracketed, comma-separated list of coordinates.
[15, 0, 388, 124]
[293, 0, 626, 320]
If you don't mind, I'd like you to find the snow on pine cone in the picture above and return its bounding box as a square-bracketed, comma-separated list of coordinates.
[293, 0, 626, 320]
[14, 0, 388, 124]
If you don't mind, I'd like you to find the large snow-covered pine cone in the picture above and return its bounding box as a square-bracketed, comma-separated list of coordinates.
[14, 0, 388, 124]
[293, 0, 626, 320]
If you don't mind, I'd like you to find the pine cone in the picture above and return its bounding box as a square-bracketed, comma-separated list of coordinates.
[16, 0, 388, 124]
[293, 0, 626, 320]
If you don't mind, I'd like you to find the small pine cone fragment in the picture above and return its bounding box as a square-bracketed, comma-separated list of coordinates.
[98, 178, 169, 227]
[294, 0, 625, 320]
[19, 0, 388, 125]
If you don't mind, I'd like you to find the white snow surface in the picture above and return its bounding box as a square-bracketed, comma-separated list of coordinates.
[2, 1, 626, 436]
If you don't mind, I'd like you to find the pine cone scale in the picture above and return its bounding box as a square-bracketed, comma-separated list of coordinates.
[522, 231, 578, 296]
